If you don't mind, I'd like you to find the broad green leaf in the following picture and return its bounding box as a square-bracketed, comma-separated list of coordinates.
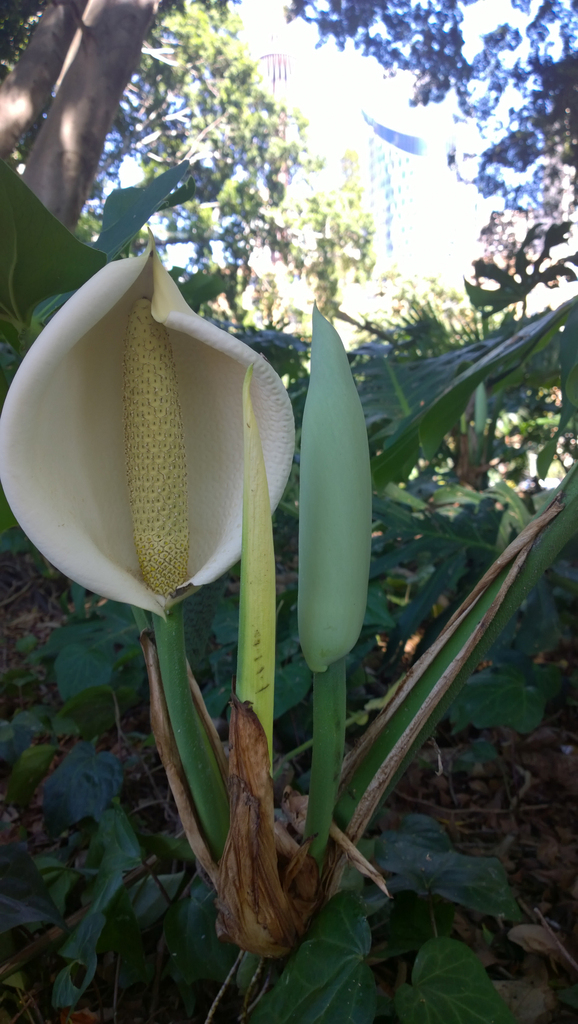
[57, 685, 117, 739]
[54, 645, 113, 701]
[129, 871, 184, 929]
[0, 842, 66, 934]
[43, 742, 123, 836]
[375, 815, 520, 920]
[0, 710, 44, 764]
[449, 653, 559, 734]
[0, 160, 105, 330]
[52, 912, 106, 1007]
[250, 892, 376, 1024]
[164, 877, 238, 984]
[96, 885, 147, 980]
[7, 743, 57, 805]
[274, 658, 312, 718]
[366, 300, 576, 489]
[87, 805, 142, 913]
[395, 937, 517, 1023]
[94, 161, 192, 260]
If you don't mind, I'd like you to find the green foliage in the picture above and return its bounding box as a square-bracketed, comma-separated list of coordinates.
[283, 151, 375, 319]
[164, 877, 238, 984]
[0, 160, 105, 332]
[42, 743, 123, 836]
[352, 299, 575, 488]
[466, 223, 578, 317]
[250, 893, 376, 1024]
[394, 937, 517, 1023]
[375, 815, 520, 920]
[6, 742, 57, 805]
[52, 912, 106, 1007]
[449, 653, 561, 734]
[0, 843, 65, 934]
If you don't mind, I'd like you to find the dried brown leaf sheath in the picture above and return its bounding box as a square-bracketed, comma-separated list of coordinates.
[216, 696, 317, 957]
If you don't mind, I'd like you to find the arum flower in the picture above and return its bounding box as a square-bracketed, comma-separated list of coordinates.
[0, 240, 295, 615]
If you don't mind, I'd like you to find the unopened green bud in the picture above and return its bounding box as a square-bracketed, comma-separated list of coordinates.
[298, 306, 372, 673]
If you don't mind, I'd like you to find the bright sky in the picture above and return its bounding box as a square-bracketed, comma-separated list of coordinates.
[125, 0, 544, 283]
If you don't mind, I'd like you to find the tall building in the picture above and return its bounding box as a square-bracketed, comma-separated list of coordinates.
[365, 111, 427, 260]
[363, 81, 495, 282]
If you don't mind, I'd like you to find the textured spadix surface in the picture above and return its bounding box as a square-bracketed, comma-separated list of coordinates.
[0, 246, 295, 614]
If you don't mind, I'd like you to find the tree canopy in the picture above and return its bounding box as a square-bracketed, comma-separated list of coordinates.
[287, 0, 578, 213]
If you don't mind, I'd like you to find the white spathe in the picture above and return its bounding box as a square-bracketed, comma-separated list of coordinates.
[0, 245, 295, 615]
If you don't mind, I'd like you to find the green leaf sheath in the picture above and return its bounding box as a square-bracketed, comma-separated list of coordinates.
[335, 463, 578, 830]
[153, 604, 229, 860]
[304, 656, 347, 867]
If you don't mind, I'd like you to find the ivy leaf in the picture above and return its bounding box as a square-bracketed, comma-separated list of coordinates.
[250, 893, 376, 1024]
[395, 937, 517, 1023]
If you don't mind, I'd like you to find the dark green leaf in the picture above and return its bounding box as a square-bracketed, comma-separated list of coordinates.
[54, 645, 113, 701]
[129, 871, 184, 929]
[43, 742, 123, 835]
[57, 685, 117, 740]
[364, 582, 396, 628]
[35, 855, 80, 915]
[52, 912, 106, 1007]
[88, 805, 142, 913]
[0, 842, 66, 934]
[367, 301, 575, 489]
[449, 655, 554, 734]
[274, 658, 312, 718]
[164, 877, 238, 984]
[96, 885, 147, 979]
[95, 161, 191, 260]
[0, 710, 44, 764]
[558, 985, 578, 1009]
[136, 831, 196, 864]
[250, 892, 376, 1024]
[0, 161, 105, 330]
[7, 743, 57, 805]
[394, 937, 517, 1023]
[157, 176, 196, 210]
[375, 815, 520, 919]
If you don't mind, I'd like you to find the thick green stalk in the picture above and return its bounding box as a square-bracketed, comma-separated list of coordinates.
[153, 603, 229, 860]
[236, 365, 276, 763]
[335, 464, 578, 831]
[304, 657, 347, 867]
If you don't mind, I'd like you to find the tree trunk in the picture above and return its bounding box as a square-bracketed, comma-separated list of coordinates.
[0, 0, 90, 161]
[22, 0, 159, 230]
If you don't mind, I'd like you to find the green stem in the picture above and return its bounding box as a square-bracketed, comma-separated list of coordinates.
[304, 656, 347, 867]
[334, 464, 578, 830]
[153, 603, 229, 861]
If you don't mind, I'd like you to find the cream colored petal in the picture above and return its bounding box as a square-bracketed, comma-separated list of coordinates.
[0, 253, 165, 613]
[0, 250, 295, 612]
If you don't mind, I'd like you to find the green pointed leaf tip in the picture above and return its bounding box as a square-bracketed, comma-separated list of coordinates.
[298, 306, 372, 673]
